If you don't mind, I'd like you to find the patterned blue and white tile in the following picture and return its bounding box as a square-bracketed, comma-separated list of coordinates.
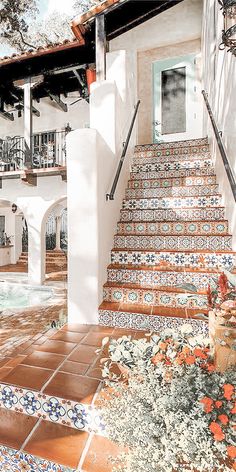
[128, 175, 217, 189]
[117, 220, 228, 236]
[107, 268, 218, 290]
[131, 158, 213, 174]
[119, 207, 225, 222]
[0, 384, 103, 433]
[125, 184, 219, 199]
[122, 195, 222, 210]
[135, 137, 208, 153]
[0, 446, 75, 472]
[133, 149, 211, 165]
[103, 285, 208, 309]
[99, 309, 209, 335]
[113, 234, 232, 251]
[130, 167, 215, 181]
[110, 249, 236, 270]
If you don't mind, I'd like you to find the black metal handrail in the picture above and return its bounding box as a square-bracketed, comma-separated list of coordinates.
[106, 99, 141, 201]
[202, 90, 236, 202]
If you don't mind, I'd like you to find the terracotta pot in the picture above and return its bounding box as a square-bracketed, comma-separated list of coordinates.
[86, 68, 96, 94]
[209, 310, 236, 372]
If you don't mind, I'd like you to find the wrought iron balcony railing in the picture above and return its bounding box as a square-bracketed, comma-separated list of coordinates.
[0, 128, 71, 172]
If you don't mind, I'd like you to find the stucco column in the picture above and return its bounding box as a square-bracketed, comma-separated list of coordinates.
[55, 215, 61, 250]
[11, 215, 23, 264]
[28, 221, 45, 285]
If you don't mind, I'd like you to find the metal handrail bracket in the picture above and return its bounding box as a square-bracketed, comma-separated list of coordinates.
[106, 99, 141, 201]
[202, 90, 236, 202]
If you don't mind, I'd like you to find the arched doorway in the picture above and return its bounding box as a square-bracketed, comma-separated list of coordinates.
[0, 199, 26, 272]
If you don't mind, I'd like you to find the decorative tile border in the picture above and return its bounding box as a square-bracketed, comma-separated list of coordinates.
[113, 234, 232, 251]
[117, 220, 228, 236]
[128, 175, 217, 189]
[131, 158, 213, 174]
[119, 207, 225, 222]
[135, 138, 208, 152]
[111, 249, 236, 270]
[107, 268, 217, 290]
[99, 309, 209, 335]
[133, 150, 211, 164]
[0, 386, 104, 434]
[130, 167, 215, 181]
[0, 445, 75, 472]
[103, 286, 208, 309]
[125, 184, 219, 199]
[122, 195, 222, 210]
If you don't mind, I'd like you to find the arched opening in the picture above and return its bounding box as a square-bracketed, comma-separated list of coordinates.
[42, 197, 67, 282]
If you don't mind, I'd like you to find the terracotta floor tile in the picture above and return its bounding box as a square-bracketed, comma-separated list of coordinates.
[21, 351, 65, 370]
[59, 360, 89, 375]
[86, 366, 103, 380]
[82, 434, 124, 472]
[90, 325, 115, 334]
[68, 345, 98, 364]
[0, 408, 38, 449]
[61, 323, 92, 333]
[4, 355, 27, 368]
[82, 332, 109, 347]
[0, 367, 13, 381]
[0, 357, 11, 368]
[2, 365, 54, 390]
[35, 339, 76, 355]
[33, 335, 49, 345]
[43, 372, 100, 404]
[50, 330, 86, 343]
[24, 420, 89, 469]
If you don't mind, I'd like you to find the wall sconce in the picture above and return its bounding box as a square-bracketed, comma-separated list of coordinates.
[219, 0, 236, 55]
[11, 203, 17, 213]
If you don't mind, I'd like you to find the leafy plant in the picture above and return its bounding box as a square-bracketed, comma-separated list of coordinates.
[99, 327, 236, 472]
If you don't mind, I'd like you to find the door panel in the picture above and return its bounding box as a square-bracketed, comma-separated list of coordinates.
[153, 54, 200, 142]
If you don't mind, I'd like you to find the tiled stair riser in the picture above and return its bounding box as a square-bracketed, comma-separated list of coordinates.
[98, 309, 208, 335]
[110, 250, 236, 270]
[130, 167, 215, 181]
[128, 175, 217, 189]
[135, 137, 208, 152]
[113, 235, 232, 251]
[0, 383, 103, 434]
[120, 207, 225, 222]
[107, 268, 217, 290]
[133, 150, 211, 164]
[117, 221, 228, 236]
[103, 286, 207, 309]
[122, 195, 222, 210]
[125, 184, 219, 198]
[131, 158, 213, 173]
[0, 446, 75, 472]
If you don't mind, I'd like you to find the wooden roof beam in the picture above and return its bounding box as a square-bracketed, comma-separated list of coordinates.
[0, 98, 14, 121]
[48, 92, 68, 112]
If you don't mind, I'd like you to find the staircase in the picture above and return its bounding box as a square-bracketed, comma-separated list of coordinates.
[99, 137, 236, 333]
[18, 249, 67, 273]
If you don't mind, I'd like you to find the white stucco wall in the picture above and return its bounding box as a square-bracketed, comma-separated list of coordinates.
[0, 95, 89, 138]
[202, 0, 236, 247]
[110, 0, 203, 144]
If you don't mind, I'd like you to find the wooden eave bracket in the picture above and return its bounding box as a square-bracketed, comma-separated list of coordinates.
[21, 171, 37, 186]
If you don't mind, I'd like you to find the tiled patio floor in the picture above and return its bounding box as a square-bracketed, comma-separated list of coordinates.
[0, 321, 145, 471]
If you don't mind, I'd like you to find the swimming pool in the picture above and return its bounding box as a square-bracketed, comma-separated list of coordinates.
[0, 282, 54, 310]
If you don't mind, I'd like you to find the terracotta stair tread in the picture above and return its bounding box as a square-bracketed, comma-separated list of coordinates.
[107, 263, 236, 273]
[99, 301, 208, 320]
[103, 281, 207, 295]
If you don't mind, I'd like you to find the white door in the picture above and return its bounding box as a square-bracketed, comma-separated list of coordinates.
[153, 54, 201, 143]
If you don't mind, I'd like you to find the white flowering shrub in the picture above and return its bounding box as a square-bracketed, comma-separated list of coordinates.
[99, 326, 236, 472]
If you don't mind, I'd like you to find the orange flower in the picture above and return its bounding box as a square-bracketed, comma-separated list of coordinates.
[159, 342, 167, 351]
[231, 403, 236, 414]
[182, 346, 191, 355]
[175, 357, 183, 365]
[227, 446, 236, 459]
[215, 401, 223, 408]
[218, 414, 229, 425]
[207, 364, 215, 372]
[193, 347, 207, 359]
[223, 384, 234, 400]
[200, 397, 213, 413]
[165, 358, 172, 366]
[185, 355, 195, 365]
[151, 353, 164, 365]
[233, 462, 236, 471]
[209, 422, 225, 441]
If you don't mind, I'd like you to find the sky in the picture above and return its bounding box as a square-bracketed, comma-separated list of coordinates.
[0, 0, 75, 55]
